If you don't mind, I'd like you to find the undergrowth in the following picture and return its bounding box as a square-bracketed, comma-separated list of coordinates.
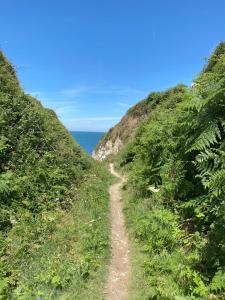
[122, 187, 209, 300]
[114, 43, 225, 299]
[1, 164, 111, 300]
[0, 51, 112, 299]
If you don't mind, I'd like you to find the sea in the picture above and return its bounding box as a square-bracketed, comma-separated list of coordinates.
[70, 131, 105, 155]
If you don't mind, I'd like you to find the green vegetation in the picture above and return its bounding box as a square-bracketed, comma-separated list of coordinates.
[2, 40, 225, 300]
[114, 42, 225, 299]
[0, 51, 111, 299]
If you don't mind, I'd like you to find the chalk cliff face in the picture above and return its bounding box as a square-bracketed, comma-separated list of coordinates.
[92, 93, 162, 160]
[92, 137, 123, 161]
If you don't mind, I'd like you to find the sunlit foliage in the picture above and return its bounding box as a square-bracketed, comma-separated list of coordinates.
[118, 42, 225, 299]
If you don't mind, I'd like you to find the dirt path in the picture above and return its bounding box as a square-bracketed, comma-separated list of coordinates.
[105, 163, 131, 300]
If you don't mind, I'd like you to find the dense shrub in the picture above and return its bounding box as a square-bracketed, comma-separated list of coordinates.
[118, 42, 225, 299]
[0, 51, 110, 299]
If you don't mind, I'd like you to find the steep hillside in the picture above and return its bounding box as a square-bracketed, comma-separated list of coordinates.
[0, 51, 91, 215]
[0, 52, 111, 299]
[113, 42, 225, 299]
[93, 93, 162, 160]
[94, 43, 225, 162]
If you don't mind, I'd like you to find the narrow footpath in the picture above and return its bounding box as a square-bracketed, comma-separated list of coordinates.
[106, 163, 131, 300]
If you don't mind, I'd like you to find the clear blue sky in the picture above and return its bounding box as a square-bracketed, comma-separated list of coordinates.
[1, 0, 225, 131]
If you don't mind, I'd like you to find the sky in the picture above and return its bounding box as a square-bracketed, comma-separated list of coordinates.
[1, 0, 225, 132]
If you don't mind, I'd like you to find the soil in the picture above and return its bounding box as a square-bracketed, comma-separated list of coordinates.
[105, 164, 131, 300]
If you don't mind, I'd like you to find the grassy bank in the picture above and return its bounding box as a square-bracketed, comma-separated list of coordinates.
[1, 164, 112, 300]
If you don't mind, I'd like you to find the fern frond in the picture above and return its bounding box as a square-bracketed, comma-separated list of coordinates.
[195, 149, 220, 175]
[208, 169, 225, 196]
[188, 123, 221, 152]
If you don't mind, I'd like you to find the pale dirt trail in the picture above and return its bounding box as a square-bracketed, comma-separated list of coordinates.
[105, 163, 131, 300]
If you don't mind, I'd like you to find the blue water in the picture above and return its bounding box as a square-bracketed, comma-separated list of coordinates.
[70, 131, 105, 154]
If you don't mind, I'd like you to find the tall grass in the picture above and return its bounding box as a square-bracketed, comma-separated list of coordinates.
[4, 165, 112, 299]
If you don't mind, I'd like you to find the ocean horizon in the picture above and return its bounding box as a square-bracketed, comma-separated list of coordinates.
[70, 131, 105, 155]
